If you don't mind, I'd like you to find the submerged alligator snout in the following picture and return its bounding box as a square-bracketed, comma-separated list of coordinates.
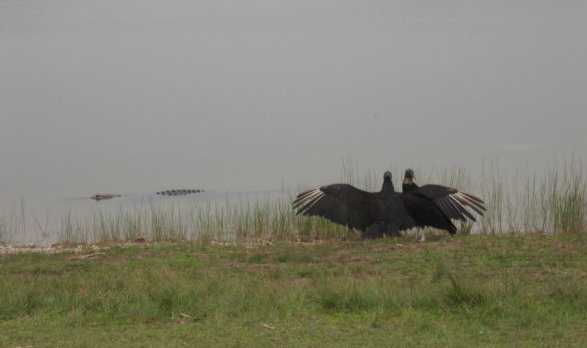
[91, 194, 121, 201]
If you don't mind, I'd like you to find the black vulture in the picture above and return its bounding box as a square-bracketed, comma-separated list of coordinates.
[293, 170, 485, 238]
[293, 171, 414, 238]
[401, 169, 485, 236]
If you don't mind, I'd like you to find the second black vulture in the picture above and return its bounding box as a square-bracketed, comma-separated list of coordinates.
[402, 169, 418, 193]
[401, 169, 486, 236]
[293, 170, 485, 238]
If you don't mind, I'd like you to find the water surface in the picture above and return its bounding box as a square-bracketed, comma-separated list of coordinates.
[1, 0, 585, 243]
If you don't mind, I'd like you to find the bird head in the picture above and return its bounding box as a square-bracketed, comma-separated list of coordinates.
[403, 169, 415, 184]
[383, 171, 392, 181]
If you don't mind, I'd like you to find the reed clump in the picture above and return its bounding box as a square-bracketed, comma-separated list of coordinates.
[0, 200, 26, 243]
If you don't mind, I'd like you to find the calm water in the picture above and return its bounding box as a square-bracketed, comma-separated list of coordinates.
[1, 0, 586, 244]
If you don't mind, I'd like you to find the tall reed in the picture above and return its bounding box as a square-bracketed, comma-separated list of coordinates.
[478, 158, 586, 235]
[0, 200, 26, 243]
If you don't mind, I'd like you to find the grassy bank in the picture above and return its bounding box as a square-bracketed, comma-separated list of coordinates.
[2, 233, 587, 347]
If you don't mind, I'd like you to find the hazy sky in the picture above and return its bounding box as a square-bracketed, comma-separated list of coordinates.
[1, 0, 586, 207]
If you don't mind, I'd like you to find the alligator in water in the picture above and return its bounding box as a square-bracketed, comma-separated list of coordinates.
[156, 189, 204, 196]
[91, 194, 122, 201]
[90, 189, 204, 201]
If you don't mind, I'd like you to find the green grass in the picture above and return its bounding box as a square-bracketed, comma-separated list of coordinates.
[2, 234, 587, 347]
[57, 196, 356, 244]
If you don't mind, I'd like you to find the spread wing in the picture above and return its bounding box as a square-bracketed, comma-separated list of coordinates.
[293, 184, 377, 231]
[410, 184, 486, 222]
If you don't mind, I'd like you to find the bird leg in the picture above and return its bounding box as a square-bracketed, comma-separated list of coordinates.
[415, 228, 426, 242]
[362, 223, 385, 239]
[380, 221, 402, 238]
[362, 222, 402, 239]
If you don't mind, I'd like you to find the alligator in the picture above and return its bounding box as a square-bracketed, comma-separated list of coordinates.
[91, 194, 122, 201]
[90, 189, 204, 201]
[156, 189, 204, 196]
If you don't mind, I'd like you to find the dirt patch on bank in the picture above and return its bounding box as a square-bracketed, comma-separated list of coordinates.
[0, 243, 102, 255]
